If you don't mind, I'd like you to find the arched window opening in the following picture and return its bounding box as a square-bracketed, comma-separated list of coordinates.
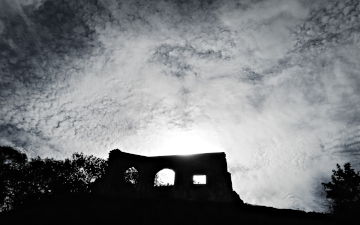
[154, 169, 175, 186]
[124, 167, 139, 185]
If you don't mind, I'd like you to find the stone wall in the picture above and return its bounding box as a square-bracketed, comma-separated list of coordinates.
[95, 149, 239, 202]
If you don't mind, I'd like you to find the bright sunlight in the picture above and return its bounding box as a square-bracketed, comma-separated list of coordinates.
[151, 128, 224, 156]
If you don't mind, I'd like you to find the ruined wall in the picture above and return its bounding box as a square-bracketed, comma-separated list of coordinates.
[95, 150, 238, 202]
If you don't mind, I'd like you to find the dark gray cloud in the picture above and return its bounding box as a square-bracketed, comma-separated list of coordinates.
[152, 43, 229, 77]
[1, 0, 360, 212]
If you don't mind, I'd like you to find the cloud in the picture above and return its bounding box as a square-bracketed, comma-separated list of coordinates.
[1, 0, 360, 212]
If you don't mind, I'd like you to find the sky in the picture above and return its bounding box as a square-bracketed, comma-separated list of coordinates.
[1, 0, 360, 212]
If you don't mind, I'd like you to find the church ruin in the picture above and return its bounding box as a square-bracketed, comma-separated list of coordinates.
[95, 149, 240, 202]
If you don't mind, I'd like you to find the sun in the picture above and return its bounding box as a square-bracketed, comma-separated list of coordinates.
[150, 128, 224, 156]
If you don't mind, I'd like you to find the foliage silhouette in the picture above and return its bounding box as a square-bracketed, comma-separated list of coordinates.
[0, 147, 28, 211]
[0, 146, 107, 212]
[322, 162, 360, 215]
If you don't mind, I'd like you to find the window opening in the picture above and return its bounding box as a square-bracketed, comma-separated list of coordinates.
[124, 167, 139, 185]
[154, 169, 175, 186]
[193, 175, 206, 185]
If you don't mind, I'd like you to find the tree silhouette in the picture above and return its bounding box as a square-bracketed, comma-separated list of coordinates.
[322, 162, 360, 214]
[0, 147, 28, 211]
[0, 146, 107, 212]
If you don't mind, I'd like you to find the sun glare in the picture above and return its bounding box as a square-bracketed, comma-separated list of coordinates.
[151, 129, 224, 156]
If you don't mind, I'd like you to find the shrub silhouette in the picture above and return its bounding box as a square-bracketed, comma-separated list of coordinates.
[0, 146, 107, 212]
[322, 162, 360, 215]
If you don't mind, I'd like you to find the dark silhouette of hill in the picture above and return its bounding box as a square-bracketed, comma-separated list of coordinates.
[0, 193, 338, 225]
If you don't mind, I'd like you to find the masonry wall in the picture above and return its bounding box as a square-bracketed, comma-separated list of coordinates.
[95, 149, 238, 202]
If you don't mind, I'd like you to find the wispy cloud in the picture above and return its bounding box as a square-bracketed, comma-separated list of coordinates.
[1, 0, 360, 211]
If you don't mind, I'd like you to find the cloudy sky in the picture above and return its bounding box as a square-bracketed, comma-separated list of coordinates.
[1, 0, 360, 212]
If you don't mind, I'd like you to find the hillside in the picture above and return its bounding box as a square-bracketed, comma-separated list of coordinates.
[0, 194, 341, 225]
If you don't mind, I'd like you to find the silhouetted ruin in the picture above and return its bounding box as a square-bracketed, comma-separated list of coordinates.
[0, 147, 343, 225]
[95, 149, 240, 202]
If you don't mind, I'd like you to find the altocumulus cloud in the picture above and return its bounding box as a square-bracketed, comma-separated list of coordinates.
[1, 0, 360, 212]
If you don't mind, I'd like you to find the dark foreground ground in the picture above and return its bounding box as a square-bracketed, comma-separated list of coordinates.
[0, 194, 354, 225]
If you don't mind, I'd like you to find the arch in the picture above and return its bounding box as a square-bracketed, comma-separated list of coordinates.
[124, 167, 139, 185]
[154, 168, 175, 186]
